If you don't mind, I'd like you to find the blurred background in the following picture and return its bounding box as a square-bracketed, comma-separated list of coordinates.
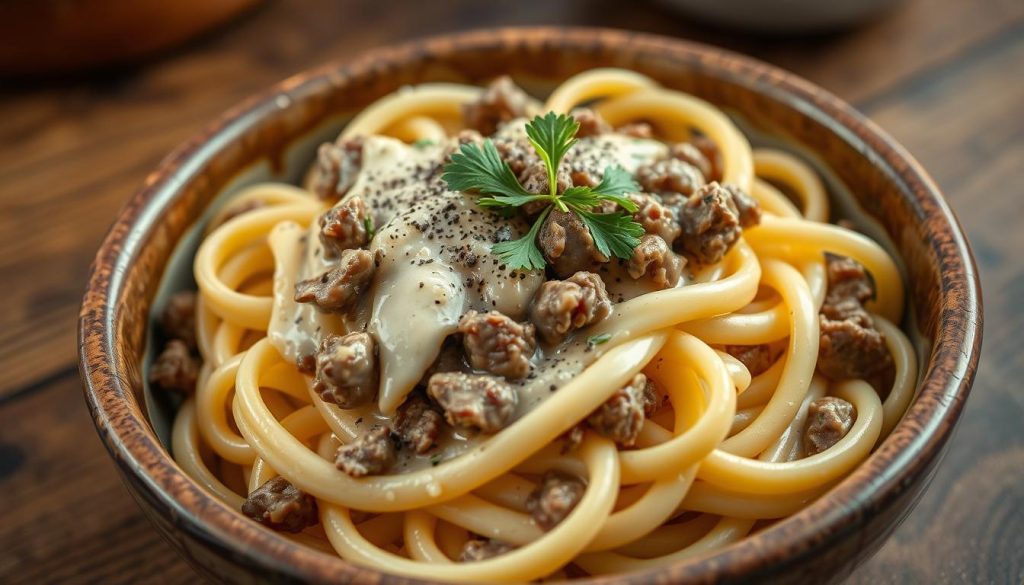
[0, 0, 1020, 583]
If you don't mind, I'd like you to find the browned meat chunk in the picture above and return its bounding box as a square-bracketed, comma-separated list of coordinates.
[627, 234, 684, 289]
[587, 373, 648, 447]
[817, 254, 891, 380]
[312, 332, 378, 408]
[636, 158, 705, 199]
[493, 137, 538, 178]
[312, 137, 364, 201]
[394, 394, 443, 454]
[427, 372, 517, 433]
[560, 423, 585, 454]
[527, 471, 586, 530]
[723, 184, 762, 229]
[818, 315, 891, 380]
[690, 135, 724, 183]
[628, 193, 682, 245]
[160, 290, 197, 349]
[669, 142, 713, 181]
[538, 209, 609, 277]
[319, 197, 370, 258]
[677, 182, 743, 265]
[571, 107, 612, 137]
[463, 76, 533, 135]
[296, 352, 316, 376]
[294, 249, 374, 312]
[616, 122, 654, 139]
[520, 160, 572, 196]
[803, 397, 856, 455]
[642, 378, 660, 417]
[458, 310, 536, 379]
[459, 538, 514, 562]
[529, 271, 612, 345]
[823, 253, 875, 312]
[149, 340, 198, 394]
[241, 476, 318, 533]
[725, 344, 779, 377]
[335, 425, 397, 477]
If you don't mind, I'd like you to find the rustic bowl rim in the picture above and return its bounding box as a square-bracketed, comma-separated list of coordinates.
[78, 26, 983, 584]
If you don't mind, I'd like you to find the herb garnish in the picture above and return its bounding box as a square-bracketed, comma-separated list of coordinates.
[363, 215, 376, 240]
[442, 112, 644, 270]
[587, 332, 612, 346]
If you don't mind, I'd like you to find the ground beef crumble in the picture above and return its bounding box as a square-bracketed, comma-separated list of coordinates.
[817, 254, 892, 380]
[319, 196, 370, 258]
[458, 310, 536, 379]
[586, 373, 649, 447]
[636, 158, 706, 199]
[628, 193, 682, 245]
[242, 476, 318, 533]
[521, 160, 572, 197]
[529, 271, 612, 345]
[677, 182, 750, 265]
[538, 209, 610, 277]
[312, 137, 364, 201]
[669, 142, 713, 181]
[427, 372, 518, 433]
[724, 343, 781, 377]
[570, 107, 612, 138]
[312, 332, 378, 408]
[627, 234, 684, 289]
[160, 290, 197, 349]
[527, 471, 586, 531]
[689, 135, 724, 183]
[394, 394, 443, 454]
[803, 396, 856, 455]
[460, 538, 514, 562]
[294, 249, 374, 312]
[149, 339, 198, 394]
[462, 76, 533, 136]
[335, 425, 398, 477]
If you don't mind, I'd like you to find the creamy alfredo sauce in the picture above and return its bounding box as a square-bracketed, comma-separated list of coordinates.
[267, 121, 674, 470]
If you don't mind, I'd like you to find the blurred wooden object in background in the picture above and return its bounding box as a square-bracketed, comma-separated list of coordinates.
[0, 0, 261, 75]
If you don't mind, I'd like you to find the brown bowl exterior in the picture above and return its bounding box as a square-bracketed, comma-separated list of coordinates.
[78, 27, 982, 584]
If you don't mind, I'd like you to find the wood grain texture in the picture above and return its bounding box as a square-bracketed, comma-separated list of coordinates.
[0, 0, 1019, 583]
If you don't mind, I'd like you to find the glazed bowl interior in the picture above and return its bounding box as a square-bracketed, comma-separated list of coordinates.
[80, 27, 981, 584]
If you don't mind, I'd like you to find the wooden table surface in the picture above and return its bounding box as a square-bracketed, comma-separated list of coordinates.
[1, 0, 1021, 583]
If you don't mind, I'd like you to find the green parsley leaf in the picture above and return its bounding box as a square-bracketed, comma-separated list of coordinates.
[573, 207, 645, 260]
[430, 453, 442, 466]
[412, 138, 436, 148]
[443, 139, 532, 199]
[441, 111, 648, 271]
[525, 112, 579, 195]
[477, 193, 551, 209]
[591, 166, 641, 212]
[363, 215, 376, 239]
[587, 333, 612, 346]
[490, 206, 551, 271]
[558, 186, 603, 209]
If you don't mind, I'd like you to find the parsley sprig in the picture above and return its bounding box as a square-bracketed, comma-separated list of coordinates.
[442, 112, 644, 270]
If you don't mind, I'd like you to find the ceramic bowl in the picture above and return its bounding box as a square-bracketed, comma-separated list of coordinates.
[78, 27, 982, 584]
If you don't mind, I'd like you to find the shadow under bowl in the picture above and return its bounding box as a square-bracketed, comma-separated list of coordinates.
[78, 27, 982, 585]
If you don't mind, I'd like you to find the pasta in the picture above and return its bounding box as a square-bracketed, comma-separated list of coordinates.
[150, 69, 918, 582]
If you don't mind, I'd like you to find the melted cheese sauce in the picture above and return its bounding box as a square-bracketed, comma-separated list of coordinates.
[267, 123, 680, 470]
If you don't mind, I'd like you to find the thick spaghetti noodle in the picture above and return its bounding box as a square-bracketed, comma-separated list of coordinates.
[151, 69, 918, 582]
